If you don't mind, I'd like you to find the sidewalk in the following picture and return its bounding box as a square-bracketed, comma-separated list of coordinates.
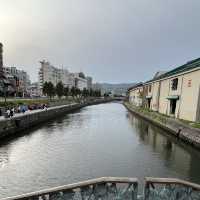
[0, 103, 78, 122]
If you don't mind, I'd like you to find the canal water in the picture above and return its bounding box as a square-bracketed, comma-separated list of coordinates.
[0, 102, 200, 197]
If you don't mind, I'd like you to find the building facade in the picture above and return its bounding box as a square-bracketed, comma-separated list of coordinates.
[74, 73, 88, 90]
[128, 58, 200, 122]
[39, 60, 91, 93]
[86, 76, 92, 89]
[128, 83, 144, 107]
[28, 82, 40, 97]
[3, 66, 31, 96]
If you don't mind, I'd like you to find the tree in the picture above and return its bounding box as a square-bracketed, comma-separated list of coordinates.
[43, 82, 49, 96]
[89, 89, 93, 97]
[93, 89, 101, 97]
[48, 82, 55, 99]
[43, 82, 55, 99]
[75, 88, 81, 98]
[82, 88, 89, 98]
[63, 87, 69, 99]
[70, 86, 76, 99]
[104, 93, 109, 97]
[56, 81, 64, 99]
[79, 72, 85, 79]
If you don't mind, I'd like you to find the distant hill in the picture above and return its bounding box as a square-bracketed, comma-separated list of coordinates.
[93, 82, 136, 96]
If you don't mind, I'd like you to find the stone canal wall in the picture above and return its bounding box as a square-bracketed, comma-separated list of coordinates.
[124, 102, 200, 149]
[0, 99, 113, 139]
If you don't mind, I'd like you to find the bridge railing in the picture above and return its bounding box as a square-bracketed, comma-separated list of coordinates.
[144, 177, 200, 200]
[1, 177, 138, 200]
[1, 177, 200, 200]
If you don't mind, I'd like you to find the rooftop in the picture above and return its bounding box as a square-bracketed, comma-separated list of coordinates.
[146, 57, 200, 83]
[128, 82, 143, 91]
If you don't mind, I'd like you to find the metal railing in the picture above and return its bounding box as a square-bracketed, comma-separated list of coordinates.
[144, 177, 200, 200]
[1, 177, 200, 200]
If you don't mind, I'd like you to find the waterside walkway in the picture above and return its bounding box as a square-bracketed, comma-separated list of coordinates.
[0, 98, 113, 139]
[124, 102, 200, 149]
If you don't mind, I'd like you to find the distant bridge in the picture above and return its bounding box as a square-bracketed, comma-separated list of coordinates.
[112, 97, 126, 101]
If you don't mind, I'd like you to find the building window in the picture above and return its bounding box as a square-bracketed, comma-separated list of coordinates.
[171, 78, 178, 90]
[149, 85, 152, 92]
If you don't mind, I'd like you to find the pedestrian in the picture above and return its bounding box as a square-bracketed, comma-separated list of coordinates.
[18, 105, 21, 113]
[10, 108, 13, 117]
[6, 108, 10, 118]
[22, 105, 26, 114]
[44, 104, 47, 110]
[12, 107, 15, 116]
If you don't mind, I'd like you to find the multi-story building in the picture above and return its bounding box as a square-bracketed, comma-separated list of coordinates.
[39, 60, 91, 92]
[39, 60, 75, 89]
[128, 58, 200, 122]
[0, 43, 16, 96]
[39, 60, 60, 89]
[86, 76, 92, 89]
[74, 73, 87, 90]
[128, 83, 144, 107]
[0, 43, 31, 97]
[28, 82, 40, 97]
[3, 66, 31, 96]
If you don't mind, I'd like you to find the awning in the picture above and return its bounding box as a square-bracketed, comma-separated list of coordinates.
[146, 95, 152, 99]
[167, 95, 179, 100]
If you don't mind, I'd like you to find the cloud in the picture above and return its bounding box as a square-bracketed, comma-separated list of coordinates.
[1, 0, 200, 83]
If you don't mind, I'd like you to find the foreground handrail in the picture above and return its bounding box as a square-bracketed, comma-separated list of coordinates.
[1, 177, 200, 200]
[145, 177, 200, 190]
[144, 177, 200, 200]
[1, 177, 138, 200]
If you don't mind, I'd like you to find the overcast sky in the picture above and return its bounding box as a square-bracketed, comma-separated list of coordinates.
[0, 0, 200, 83]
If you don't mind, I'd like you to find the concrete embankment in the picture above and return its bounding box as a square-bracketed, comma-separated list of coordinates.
[124, 102, 200, 149]
[0, 99, 113, 139]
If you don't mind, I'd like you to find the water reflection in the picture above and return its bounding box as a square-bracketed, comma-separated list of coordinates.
[0, 103, 200, 198]
[0, 148, 9, 168]
[127, 111, 200, 184]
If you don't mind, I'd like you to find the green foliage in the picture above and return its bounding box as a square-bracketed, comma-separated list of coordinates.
[78, 72, 85, 79]
[192, 123, 200, 129]
[56, 81, 64, 99]
[42, 82, 49, 96]
[75, 88, 81, 97]
[82, 88, 89, 98]
[42, 82, 55, 99]
[104, 93, 109, 97]
[63, 87, 69, 98]
[70, 86, 76, 98]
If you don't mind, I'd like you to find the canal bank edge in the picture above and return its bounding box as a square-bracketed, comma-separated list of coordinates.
[0, 99, 113, 139]
[124, 102, 200, 149]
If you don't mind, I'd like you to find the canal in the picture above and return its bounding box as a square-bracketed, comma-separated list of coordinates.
[0, 102, 200, 198]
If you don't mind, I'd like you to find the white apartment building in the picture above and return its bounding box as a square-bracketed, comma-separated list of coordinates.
[74, 73, 88, 90]
[39, 60, 74, 89]
[39, 60, 91, 93]
[86, 76, 92, 89]
[28, 82, 41, 97]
